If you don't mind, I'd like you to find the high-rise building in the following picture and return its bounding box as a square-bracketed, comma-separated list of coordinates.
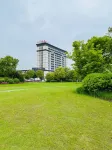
[36, 41, 67, 76]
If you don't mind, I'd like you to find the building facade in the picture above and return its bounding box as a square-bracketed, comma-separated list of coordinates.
[36, 41, 67, 76]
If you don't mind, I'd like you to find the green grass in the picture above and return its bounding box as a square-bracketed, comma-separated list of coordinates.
[0, 83, 112, 150]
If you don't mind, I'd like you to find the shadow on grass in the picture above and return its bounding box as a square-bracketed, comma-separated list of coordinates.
[73, 88, 112, 102]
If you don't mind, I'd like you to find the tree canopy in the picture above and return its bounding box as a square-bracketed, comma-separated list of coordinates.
[36, 70, 44, 80]
[25, 70, 35, 79]
[68, 33, 112, 80]
[0, 56, 19, 77]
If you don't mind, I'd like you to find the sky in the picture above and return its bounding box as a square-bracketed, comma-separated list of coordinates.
[0, 0, 112, 69]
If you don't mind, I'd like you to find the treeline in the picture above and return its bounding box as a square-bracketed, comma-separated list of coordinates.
[24, 70, 44, 81]
[0, 56, 24, 83]
[46, 67, 77, 82]
[0, 55, 44, 84]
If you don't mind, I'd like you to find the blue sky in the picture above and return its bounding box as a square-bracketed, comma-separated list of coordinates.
[0, 0, 112, 69]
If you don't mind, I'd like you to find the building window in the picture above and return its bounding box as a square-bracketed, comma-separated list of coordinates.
[39, 46, 43, 50]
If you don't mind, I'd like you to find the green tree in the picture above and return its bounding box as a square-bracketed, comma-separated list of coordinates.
[36, 70, 44, 80]
[68, 70, 78, 82]
[0, 56, 19, 77]
[68, 40, 106, 80]
[87, 35, 112, 70]
[108, 27, 112, 36]
[12, 71, 25, 82]
[54, 67, 66, 81]
[32, 72, 37, 80]
[64, 67, 71, 81]
[46, 72, 54, 82]
[25, 70, 35, 79]
[64, 67, 77, 81]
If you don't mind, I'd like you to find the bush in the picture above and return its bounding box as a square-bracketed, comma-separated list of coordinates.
[76, 86, 85, 94]
[7, 79, 14, 84]
[14, 78, 20, 83]
[46, 72, 54, 82]
[13, 71, 25, 82]
[83, 73, 112, 94]
[0, 78, 5, 83]
[4, 77, 9, 82]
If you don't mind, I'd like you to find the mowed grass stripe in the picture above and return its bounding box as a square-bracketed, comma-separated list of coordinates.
[0, 82, 112, 150]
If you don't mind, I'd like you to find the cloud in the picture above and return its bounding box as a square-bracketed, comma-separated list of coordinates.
[0, 0, 112, 69]
[19, 0, 103, 23]
[18, 0, 111, 36]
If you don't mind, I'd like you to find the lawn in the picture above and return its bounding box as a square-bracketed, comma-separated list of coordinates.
[0, 82, 112, 150]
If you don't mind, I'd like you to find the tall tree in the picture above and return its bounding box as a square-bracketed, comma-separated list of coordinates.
[68, 39, 107, 80]
[36, 70, 44, 81]
[25, 70, 35, 79]
[46, 72, 54, 82]
[87, 35, 112, 69]
[108, 27, 112, 37]
[54, 67, 66, 81]
[0, 56, 19, 77]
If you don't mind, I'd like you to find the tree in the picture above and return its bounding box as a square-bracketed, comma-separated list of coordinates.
[87, 35, 112, 70]
[46, 72, 54, 82]
[0, 56, 19, 77]
[68, 70, 78, 82]
[64, 67, 77, 81]
[36, 70, 44, 80]
[12, 71, 25, 82]
[32, 72, 37, 80]
[54, 67, 66, 81]
[64, 67, 70, 81]
[25, 70, 35, 79]
[108, 27, 112, 37]
[68, 39, 106, 80]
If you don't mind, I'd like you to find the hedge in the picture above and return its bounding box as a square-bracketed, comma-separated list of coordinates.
[82, 73, 112, 94]
[0, 78, 20, 84]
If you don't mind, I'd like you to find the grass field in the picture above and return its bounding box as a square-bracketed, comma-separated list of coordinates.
[0, 82, 112, 150]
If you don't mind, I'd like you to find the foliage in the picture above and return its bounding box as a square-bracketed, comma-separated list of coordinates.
[64, 68, 79, 82]
[10, 71, 25, 82]
[82, 73, 112, 94]
[46, 72, 55, 82]
[36, 70, 44, 80]
[7, 79, 14, 84]
[32, 72, 37, 79]
[87, 36, 112, 68]
[96, 91, 112, 101]
[76, 86, 85, 94]
[0, 56, 19, 77]
[16, 71, 25, 82]
[45, 67, 79, 82]
[68, 31, 112, 80]
[108, 27, 112, 37]
[0, 78, 5, 83]
[54, 67, 66, 81]
[0, 77, 20, 84]
[25, 70, 35, 79]
[13, 78, 20, 84]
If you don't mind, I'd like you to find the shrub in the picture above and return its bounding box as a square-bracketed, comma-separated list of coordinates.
[46, 72, 54, 82]
[7, 79, 14, 84]
[82, 73, 112, 94]
[76, 86, 85, 94]
[14, 78, 20, 84]
[4, 77, 9, 82]
[0, 78, 5, 83]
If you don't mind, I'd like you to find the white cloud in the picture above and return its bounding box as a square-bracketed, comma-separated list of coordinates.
[0, 0, 112, 69]
[19, 0, 101, 23]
